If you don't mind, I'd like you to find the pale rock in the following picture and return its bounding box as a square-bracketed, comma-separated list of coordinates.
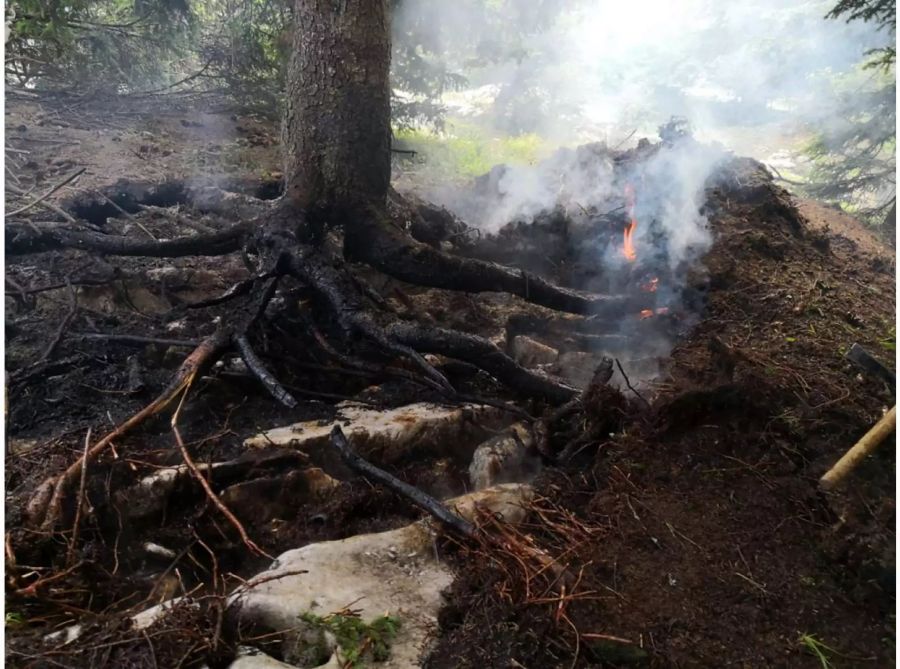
[116, 463, 218, 520]
[469, 423, 539, 490]
[511, 335, 559, 368]
[7, 438, 39, 455]
[554, 351, 600, 389]
[219, 468, 339, 523]
[229, 484, 532, 668]
[244, 402, 508, 463]
[132, 597, 196, 630]
[49, 595, 193, 644]
[118, 463, 336, 521]
[230, 646, 330, 668]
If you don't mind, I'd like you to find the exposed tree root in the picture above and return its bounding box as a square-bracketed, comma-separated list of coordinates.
[16, 186, 623, 534]
[330, 426, 476, 538]
[26, 331, 231, 531]
[6, 220, 250, 256]
[347, 211, 644, 317]
[387, 322, 577, 404]
[234, 334, 298, 408]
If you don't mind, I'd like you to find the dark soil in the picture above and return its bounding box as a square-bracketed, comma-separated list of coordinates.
[426, 163, 896, 668]
[5, 94, 896, 669]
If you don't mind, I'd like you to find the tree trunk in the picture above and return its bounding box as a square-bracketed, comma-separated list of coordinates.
[282, 0, 391, 218]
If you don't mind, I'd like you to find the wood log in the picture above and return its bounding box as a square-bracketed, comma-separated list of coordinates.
[819, 406, 896, 490]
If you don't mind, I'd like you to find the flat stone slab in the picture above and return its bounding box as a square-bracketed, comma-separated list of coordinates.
[244, 402, 508, 463]
[228, 484, 532, 668]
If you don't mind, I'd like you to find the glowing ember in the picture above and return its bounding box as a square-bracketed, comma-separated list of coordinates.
[622, 183, 637, 262]
[639, 307, 670, 320]
[641, 277, 659, 292]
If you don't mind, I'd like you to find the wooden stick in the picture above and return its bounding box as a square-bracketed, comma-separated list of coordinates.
[5, 167, 85, 219]
[172, 390, 270, 559]
[820, 406, 896, 490]
[330, 426, 476, 538]
[66, 427, 92, 566]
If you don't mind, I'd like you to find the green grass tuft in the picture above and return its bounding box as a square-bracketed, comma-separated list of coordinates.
[799, 633, 836, 669]
[300, 611, 401, 667]
[394, 121, 549, 179]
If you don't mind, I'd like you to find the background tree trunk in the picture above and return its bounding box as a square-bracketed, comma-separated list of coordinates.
[282, 0, 392, 218]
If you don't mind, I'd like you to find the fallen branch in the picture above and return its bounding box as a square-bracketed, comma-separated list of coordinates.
[33, 281, 78, 368]
[614, 358, 650, 409]
[820, 405, 896, 490]
[6, 220, 250, 257]
[70, 332, 200, 348]
[14, 561, 85, 598]
[171, 387, 270, 558]
[6, 167, 85, 219]
[27, 331, 231, 531]
[66, 427, 92, 567]
[7, 181, 77, 223]
[329, 426, 475, 538]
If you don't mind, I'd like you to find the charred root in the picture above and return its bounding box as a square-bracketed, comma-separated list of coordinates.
[13, 184, 643, 534]
[6, 221, 250, 257]
[347, 210, 647, 317]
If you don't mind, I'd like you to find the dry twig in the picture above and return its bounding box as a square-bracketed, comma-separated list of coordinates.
[66, 427, 93, 567]
[171, 383, 270, 558]
[6, 167, 85, 219]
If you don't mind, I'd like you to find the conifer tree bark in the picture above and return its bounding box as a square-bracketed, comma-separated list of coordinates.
[282, 0, 391, 218]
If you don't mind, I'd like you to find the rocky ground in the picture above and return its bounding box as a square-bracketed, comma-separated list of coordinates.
[5, 92, 896, 668]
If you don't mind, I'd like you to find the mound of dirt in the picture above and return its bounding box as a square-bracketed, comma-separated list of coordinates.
[426, 161, 896, 667]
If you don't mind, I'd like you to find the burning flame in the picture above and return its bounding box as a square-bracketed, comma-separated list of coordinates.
[640, 307, 670, 320]
[622, 183, 637, 262]
[640, 277, 659, 293]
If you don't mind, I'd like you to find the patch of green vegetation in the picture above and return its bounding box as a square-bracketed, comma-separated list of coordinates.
[799, 633, 836, 669]
[5, 612, 25, 627]
[394, 121, 549, 179]
[776, 409, 803, 435]
[300, 611, 401, 667]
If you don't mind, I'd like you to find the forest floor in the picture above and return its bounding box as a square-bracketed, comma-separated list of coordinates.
[4, 92, 896, 668]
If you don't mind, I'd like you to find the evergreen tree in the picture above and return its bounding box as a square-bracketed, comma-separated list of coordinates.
[805, 0, 896, 236]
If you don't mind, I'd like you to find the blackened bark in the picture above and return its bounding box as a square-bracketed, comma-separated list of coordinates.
[282, 0, 391, 216]
[387, 322, 578, 404]
[346, 212, 650, 317]
[6, 222, 249, 257]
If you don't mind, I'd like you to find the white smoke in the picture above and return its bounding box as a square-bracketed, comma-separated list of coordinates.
[392, 0, 886, 386]
[393, 0, 886, 165]
[393, 0, 885, 264]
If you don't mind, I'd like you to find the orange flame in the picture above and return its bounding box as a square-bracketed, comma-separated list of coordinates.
[641, 277, 659, 293]
[639, 307, 671, 320]
[622, 183, 637, 262]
